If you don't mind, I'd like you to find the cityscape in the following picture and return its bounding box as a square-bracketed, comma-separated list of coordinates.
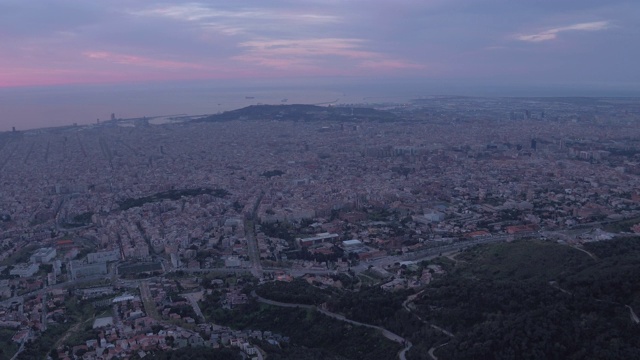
[2, 0, 640, 358]
[1, 96, 640, 359]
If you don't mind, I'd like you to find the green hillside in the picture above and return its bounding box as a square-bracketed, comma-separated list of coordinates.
[412, 239, 640, 360]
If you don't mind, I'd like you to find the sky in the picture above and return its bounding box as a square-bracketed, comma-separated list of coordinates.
[1, 0, 639, 129]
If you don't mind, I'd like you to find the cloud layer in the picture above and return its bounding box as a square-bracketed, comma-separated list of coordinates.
[0, 1, 638, 88]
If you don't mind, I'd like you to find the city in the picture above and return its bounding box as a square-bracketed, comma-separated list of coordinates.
[1, 97, 640, 359]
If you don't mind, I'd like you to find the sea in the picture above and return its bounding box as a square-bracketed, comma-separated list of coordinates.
[1, 78, 638, 132]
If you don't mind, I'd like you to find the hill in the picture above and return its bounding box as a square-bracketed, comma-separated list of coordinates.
[200, 239, 640, 359]
[197, 104, 397, 122]
[410, 239, 640, 360]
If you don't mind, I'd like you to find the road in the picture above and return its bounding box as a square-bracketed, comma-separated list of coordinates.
[428, 342, 449, 360]
[571, 245, 598, 260]
[139, 281, 161, 321]
[251, 291, 412, 360]
[182, 293, 206, 322]
[402, 289, 454, 360]
[245, 192, 265, 278]
[244, 222, 263, 278]
[402, 233, 535, 261]
[0, 229, 533, 310]
[626, 305, 639, 324]
[10, 340, 25, 360]
[41, 292, 47, 331]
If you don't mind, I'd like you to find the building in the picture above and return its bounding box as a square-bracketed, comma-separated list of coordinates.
[78, 287, 116, 299]
[0, 280, 10, 298]
[30, 247, 57, 264]
[342, 239, 363, 250]
[87, 249, 120, 264]
[297, 232, 339, 247]
[224, 256, 241, 268]
[112, 295, 136, 303]
[69, 260, 107, 280]
[10, 263, 39, 278]
[92, 316, 114, 329]
[11, 329, 30, 344]
[413, 212, 445, 224]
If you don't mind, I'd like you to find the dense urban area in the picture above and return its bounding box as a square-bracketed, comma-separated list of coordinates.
[1, 96, 640, 359]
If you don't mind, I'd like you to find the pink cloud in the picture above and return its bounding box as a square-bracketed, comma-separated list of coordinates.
[83, 51, 209, 70]
[237, 38, 375, 59]
[234, 37, 423, 74]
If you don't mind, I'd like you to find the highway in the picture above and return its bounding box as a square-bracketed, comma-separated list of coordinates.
[244, 221, 263, 278]
[137, 233, 531, 279]
[139, 281, 161, 321]
[245, 191, 265, 278]
[0, 230, 537, 311]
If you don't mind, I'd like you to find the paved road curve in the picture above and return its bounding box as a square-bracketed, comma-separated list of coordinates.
[251, 291, 412, 360]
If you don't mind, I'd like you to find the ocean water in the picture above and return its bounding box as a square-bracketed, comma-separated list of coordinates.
[1, 78, 638, 132]
[0, 80, 418, 132]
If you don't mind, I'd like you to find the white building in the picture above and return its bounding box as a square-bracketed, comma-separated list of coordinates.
[30, 247, 56, 264]
[342, 239, 363, 250]
[10, 263, 39, 278]
[297, 232, 339, 247]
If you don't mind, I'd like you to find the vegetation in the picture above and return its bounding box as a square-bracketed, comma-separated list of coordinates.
[13, 294, 109, 359]
[207, 301, 400, 360]
[256, 279, 334, 305]
[328, 286, 414, 329]
[0, 244, 38, 266]
[17, 324, 71, 360]
[137, 347, 242, 360]
[61, 211, 94, 228]
[603, 217, 640, 233]
[119, 188, 230, 210]
[118, 261, 163, 276]
[159, 239, 640, 359]
[166, 303, 198, 321]
[0, 329, 19, 360]
[198, 104, 398, 123]
[261, 169, 285, 178]
[259, 221, 295, 243]
[410, 239, 640, 359]
[286, 246, 344, 263]
[253, 339, 349, 360]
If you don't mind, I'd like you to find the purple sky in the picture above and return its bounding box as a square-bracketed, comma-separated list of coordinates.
[1, 0, 638, 88]
[0, 1, 639, 130]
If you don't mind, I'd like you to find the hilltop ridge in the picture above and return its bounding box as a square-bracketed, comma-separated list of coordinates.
[198, 104, 398, 122]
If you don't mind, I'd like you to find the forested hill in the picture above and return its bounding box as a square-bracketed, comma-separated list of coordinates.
[413, 239, 640, 360]
[199, 238, 640, 360]
[197, 104, 397, 122]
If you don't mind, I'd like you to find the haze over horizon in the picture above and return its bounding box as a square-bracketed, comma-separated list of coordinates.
[1, 0, 639, 130]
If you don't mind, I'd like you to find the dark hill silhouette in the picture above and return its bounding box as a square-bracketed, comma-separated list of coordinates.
[197, 104, 397, 122]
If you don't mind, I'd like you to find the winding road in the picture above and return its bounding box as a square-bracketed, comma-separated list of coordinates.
[402, 290, 454, 359]
[250, 291, 412, 360]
